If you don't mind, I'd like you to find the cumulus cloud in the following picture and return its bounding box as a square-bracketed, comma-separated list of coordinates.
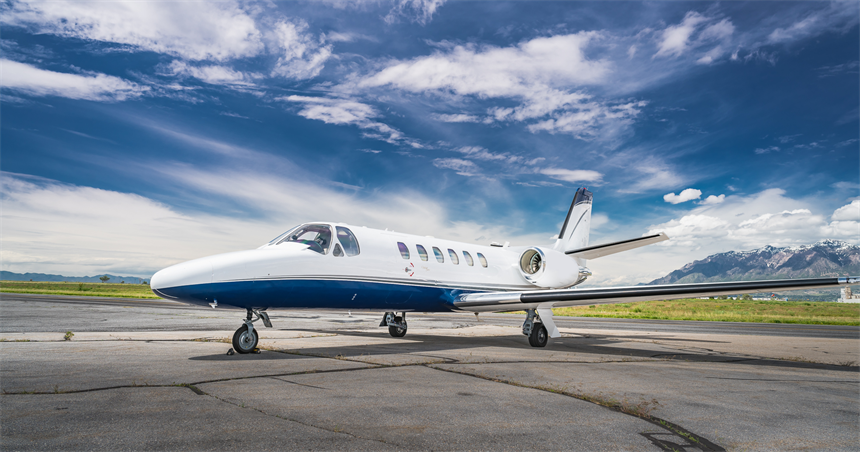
[647, 188, 860, 250]
[1, 58, 148, 101]
[832, 200, 860, 221]
[663, 188, 702, 204]
[700, 194, 725, 205]
[384, 0, 447, 25]
[1, 1, 264, 61]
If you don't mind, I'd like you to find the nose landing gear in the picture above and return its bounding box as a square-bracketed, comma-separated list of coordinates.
[232, 308, 272, 354]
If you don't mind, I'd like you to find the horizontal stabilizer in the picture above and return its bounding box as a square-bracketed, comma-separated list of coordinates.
[566, 232, 669, 260]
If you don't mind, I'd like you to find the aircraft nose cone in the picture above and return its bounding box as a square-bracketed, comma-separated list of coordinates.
[150, 257, 213, 292]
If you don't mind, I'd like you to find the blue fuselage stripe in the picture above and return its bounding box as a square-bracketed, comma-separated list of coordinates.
[158, 279, 474, 312]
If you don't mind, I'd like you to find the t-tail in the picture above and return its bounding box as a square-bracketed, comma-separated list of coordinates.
[554, 188, 593, 266]
[554, 187, 670, 267]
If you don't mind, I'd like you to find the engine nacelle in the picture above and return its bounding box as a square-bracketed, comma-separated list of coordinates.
[519, 247, 590, 289]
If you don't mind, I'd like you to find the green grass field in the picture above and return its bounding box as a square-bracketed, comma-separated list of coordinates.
[3, 281, 858, 325]
[551, 298, 860, 325]
[0, 281, 159, 299]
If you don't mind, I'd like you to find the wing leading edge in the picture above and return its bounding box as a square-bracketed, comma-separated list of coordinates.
[455, 276, 860, 312]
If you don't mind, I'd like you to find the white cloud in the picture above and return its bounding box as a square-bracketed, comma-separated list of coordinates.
[700, 194, 725, 205]
[279, 95, 414, 146]
[432, 158, 480, 176]
[655, 11, 708, 58]
[767, 3, 859, 45]
[2, 1, 264, 61]
[663, 188, 702, 204]
[754, 145, 780, 154]
[270, 20, 333, 80]
[455, 146, 523, 163]
[538, 168, 603, 184]
[1, 58, 148, 101]
[383, 0, 447, 25]
[832, 200, 860, 221]
[166, 60, 259, 87]
[649, 188, 860, 249]
[432, 113, 482, 123]
[351, 33, 646, 140]
[655, 13, 735, 65]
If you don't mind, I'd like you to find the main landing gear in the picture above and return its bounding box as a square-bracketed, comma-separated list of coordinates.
[380, 312, 407, 337]
[522, 308, 560, 347]
[232, 308, 272, 354]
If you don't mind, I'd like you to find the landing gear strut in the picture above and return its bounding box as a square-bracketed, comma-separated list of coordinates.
[380, 312, 407, 337]
[232, 308, 272, 354]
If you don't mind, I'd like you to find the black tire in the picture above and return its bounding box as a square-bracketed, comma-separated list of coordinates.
[528, 324, 548, 347]
[232, 324, 258, 354]
[388, 317, 407, 337]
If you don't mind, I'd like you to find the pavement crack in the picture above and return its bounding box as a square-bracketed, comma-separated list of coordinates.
[424, 364, 726, 452]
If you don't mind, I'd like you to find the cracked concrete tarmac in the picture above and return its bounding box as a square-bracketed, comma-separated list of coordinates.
[1, 294, 858, 451]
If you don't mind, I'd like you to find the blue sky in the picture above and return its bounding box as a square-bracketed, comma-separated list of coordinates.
[2, 1, 858, 285]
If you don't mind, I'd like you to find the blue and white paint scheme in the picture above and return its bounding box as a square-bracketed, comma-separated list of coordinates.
[151, 188, 859, 352]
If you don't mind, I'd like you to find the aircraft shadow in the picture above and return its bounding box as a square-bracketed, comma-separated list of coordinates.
[261, 327, 860, 373]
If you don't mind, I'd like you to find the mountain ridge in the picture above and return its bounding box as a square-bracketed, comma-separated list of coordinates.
[648, 240, 860, 286]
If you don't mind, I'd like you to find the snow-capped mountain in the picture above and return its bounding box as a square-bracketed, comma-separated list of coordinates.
[648, 240, 860, 285]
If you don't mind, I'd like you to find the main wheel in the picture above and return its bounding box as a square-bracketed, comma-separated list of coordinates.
[232, 324, 259, 354]
[528, 324, 548, 347]
[388, 316, 407, 337]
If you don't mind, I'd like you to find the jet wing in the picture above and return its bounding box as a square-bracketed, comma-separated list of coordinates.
[455, 276, 859, 312]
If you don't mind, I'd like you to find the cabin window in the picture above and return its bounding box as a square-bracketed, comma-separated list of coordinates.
[463, 251, 474, 266]
[477, 253, 488, 268]
[432, 247, 444, 263]
[333, 244, 344, 257]
[416, 244, 429, 261]
[397, 242, 410, 259]
[277, 224, 332, 255]
[448, 249, 459, 265]
[335, 226, 360, 256]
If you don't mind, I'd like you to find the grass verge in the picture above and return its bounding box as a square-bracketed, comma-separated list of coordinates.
[550, 298, 860, 325]
[0, 281, 159, 299]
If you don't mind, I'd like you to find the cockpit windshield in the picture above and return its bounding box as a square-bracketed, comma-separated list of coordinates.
[275, 224, 333, 254]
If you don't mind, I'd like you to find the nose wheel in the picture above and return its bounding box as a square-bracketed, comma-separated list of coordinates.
[232, 324, 259, 353]
[231, 308, 271, 354]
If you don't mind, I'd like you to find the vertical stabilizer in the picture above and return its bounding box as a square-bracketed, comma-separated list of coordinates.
[554, 188, 593, 264]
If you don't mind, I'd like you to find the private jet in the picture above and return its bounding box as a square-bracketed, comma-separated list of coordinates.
[150, 188, 858, 353]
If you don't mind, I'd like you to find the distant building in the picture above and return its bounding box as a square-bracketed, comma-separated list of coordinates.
[839, 287, 860, 303]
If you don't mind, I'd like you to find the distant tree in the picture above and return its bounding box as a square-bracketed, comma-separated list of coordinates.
[741, 294, 752, 300]
[99, 275, 110, 283]
[718, 295, 728, 300]
[120, 281, 125, 284]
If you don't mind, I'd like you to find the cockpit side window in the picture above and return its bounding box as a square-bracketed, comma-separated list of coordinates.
[268, 225, 301, 245]
[276, 224, 333, 254]
[335, 227, 360, 256]
[333, 243, 344, 257]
